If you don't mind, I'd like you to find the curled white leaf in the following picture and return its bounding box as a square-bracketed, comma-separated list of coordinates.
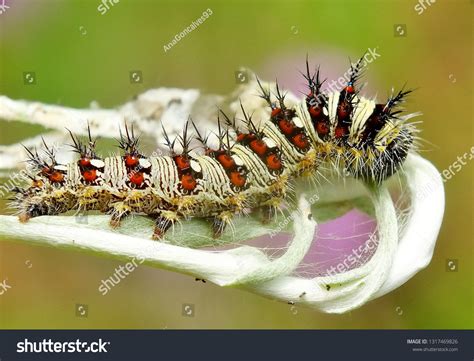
[373, 153, 445, 298]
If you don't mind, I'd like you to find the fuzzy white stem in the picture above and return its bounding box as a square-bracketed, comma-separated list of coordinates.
[0, 89, 221, 170]
[0, 89, 201, 136]
[0, 194, 315, 287]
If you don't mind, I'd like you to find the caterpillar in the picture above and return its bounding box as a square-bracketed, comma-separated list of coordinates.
[9, 56, 420, 240]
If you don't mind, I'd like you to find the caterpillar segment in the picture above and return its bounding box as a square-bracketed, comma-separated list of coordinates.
[300, 55, 417, 184]
[11, 57, 419, 239]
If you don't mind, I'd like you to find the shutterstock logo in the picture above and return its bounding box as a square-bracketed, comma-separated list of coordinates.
[0, 279, 11, 295]
[97, 0, 120, 15]
[17, 338, 110, 353]
[414, 0, 436, 15]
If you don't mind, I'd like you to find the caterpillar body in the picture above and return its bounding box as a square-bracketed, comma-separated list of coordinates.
[10, 57, 420, 239]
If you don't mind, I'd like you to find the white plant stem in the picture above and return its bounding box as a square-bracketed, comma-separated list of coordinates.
[0, 89, 220, 170]
[0, 195, 316, 287]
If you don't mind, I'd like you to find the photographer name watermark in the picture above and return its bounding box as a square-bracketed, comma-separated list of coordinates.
[163, 8, 213, 53]
[269, 193, 319, 238]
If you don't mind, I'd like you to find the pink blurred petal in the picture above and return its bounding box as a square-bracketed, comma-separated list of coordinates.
[242, 209, 377, 279]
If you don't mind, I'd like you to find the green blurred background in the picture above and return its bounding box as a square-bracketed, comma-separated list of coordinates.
[0, 0, 472, 329]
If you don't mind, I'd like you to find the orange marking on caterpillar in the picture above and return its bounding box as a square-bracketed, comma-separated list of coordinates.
[309, 106, 322, 118]
[129, 171, 144, 186]
[181, 173, 197, 191]
[292, 133, 309, 149]
[79, 158, 91, 167]
[230, 171, 246, 187]
[278, 119, 295, 135]
[83, 169, 97, 183]
[271, 107, 282, 118]
[316, 121, 329, 136]
[334, 126, 348, 139]
[174, 155, 190, 170]
[125, 155, 140, 168]
[50, 172, 64, 183]
[266, 153, 282, 171]
[249, 139, 268, 156]
[217, 153, 235, 169]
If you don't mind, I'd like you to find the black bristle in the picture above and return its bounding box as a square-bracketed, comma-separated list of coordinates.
[161, 123, 176, 154]
[239, 101, 261, 138]
[274, 80, 287, 110]
[256, 76, 273, 108]
[191, 118, 210, 150]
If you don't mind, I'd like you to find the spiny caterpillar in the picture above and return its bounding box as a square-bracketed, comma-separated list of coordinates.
[10, 57, 420, 239]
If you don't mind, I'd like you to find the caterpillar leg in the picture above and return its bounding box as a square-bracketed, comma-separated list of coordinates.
[108, 202, 131, 228]
[260, 205, 278, 224]
[152, 211, 180, 240]
[260, 195, 285, 224]
[211, 211, 234, 238]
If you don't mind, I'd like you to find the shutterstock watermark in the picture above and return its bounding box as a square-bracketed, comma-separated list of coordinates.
[0, 278, 12, 295]
[97, 0, 120, 15]
[98, 256, 145, 295]
[414, 0, 436, 15]
[324, 233, 378, 278]
[163, 8, 213, 53]
[440, 146, 474, 182]
[416, 145, 474, 201]
[308, 47, 381, 109]
[0, 169, 30, 198]
[17, 338, 110, 353]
